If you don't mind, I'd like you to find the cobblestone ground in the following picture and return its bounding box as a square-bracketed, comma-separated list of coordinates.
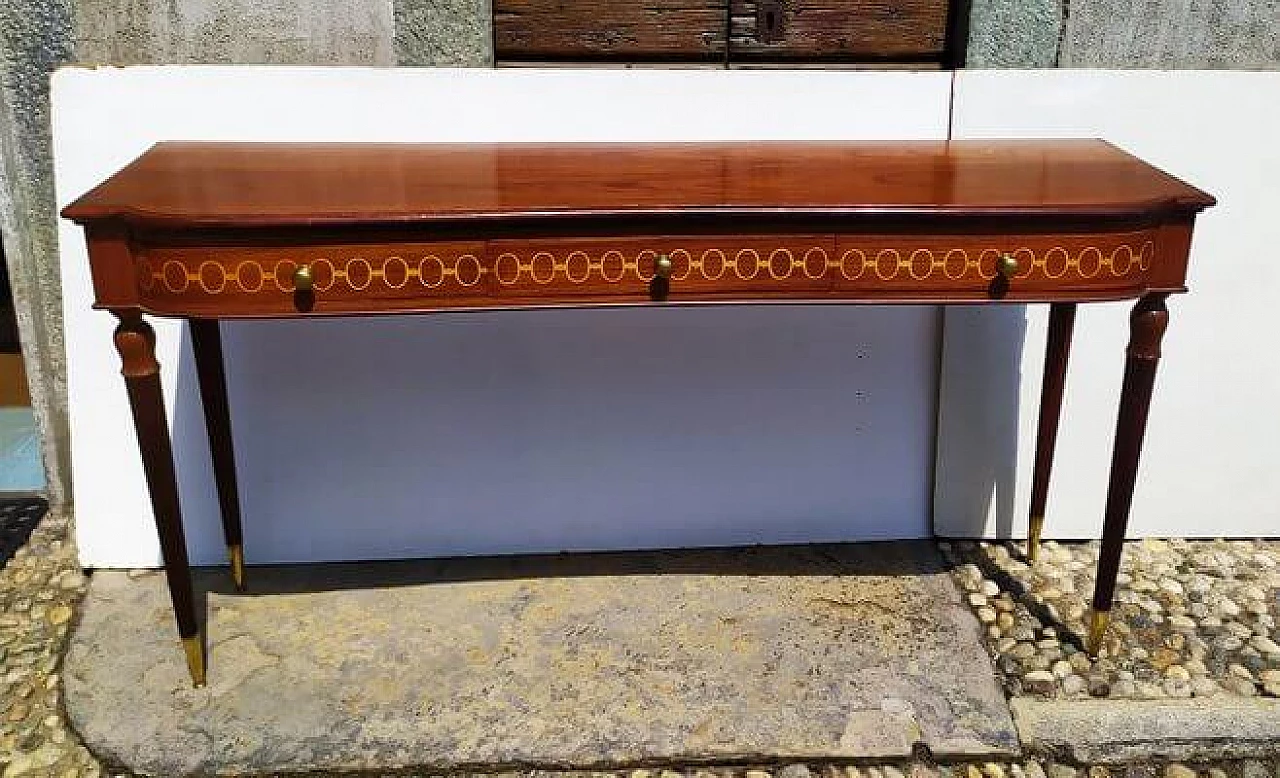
[1, 510, 1278, 776]
[944, 539, 1280, 700]
[0, 509, 98, 777]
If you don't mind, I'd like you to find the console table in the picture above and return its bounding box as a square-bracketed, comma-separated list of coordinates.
[63, 141, 1215, 687]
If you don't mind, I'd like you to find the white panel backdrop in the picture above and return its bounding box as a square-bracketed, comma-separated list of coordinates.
[53, 67, 952, 567]
[936, 70, 1280, 538]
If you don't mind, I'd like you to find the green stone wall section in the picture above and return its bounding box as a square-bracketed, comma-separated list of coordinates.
[396, 0, 493, 66]
[0, 0, 1276, 513]
[967, 0, 1280, 67]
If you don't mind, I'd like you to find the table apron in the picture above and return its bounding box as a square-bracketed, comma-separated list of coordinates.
[104, 224, 1195, 317]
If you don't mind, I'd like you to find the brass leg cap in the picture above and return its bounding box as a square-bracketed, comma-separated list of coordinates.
[1027, 515, 1045, 563]
[181, 635, 206, 688]
[229, 544, 245, 591]
[1086, 609, 1110, 657]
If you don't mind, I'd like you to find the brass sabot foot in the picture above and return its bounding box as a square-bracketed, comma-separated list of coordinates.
[181, 634, 206, 688]
[228, 544, 245, 591]
[1086, 609, 1110, 657]
[1027, 515, 1045, 563]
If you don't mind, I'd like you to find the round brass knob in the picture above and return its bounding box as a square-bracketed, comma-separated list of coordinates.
[655, 254, 673, 279]
[997, 253, 1019, 278]
[293, 264, 314, 293]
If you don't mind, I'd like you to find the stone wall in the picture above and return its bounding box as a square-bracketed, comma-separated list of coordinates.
[0, 0, 1276, 515]
[73, 0, 398, 66]
[967, 0, 1280, 67]
[0, 0, 72, 508]
[0, 0, 493, 512]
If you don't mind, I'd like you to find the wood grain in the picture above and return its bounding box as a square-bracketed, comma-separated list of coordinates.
[1094, 294, 1170, 617]
[729, 0, 949, 60]
[62, 141, 1216, 231]
[112, 314, 198, 642]
[495, 0, 727, 61]
[121, 226, 1178, 317]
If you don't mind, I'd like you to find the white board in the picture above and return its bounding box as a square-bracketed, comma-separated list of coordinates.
[938, 70, 1280, 539]
[53, 67, 952, 567]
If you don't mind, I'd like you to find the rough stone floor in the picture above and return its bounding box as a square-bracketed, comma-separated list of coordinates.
[62, 543, 1017, 774]
[1, 505, 1279, 778]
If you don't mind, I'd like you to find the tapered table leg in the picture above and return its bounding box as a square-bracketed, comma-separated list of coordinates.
[190, 319, 246, 591]
[113, 313, 205, 687]
[1088, 293, 1170, 655]
[1027, 302, 1077, 563]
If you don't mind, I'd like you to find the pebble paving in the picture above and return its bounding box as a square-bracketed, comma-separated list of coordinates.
[1, 507, 1278, 776]
[943, 539, 1280, 701]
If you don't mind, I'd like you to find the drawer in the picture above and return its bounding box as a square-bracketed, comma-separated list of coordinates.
[129, 228, 1169, 316]
[136, 241, 492, 315]
[488, 235, 836, 302]
[833, 230, 1161, 299]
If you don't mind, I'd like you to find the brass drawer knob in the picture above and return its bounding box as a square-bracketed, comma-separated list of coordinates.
[655, 254, 673, 279]
[997, 253, 1019, 278]
[293, 264, 314, 292]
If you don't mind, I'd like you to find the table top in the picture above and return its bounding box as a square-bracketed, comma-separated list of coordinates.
[63, 140, 1215, 230]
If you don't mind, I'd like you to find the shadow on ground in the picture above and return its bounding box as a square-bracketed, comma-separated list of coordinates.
[63, 541, 1017, 776]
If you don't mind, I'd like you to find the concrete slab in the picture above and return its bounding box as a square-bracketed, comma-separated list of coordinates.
[64, 542, 1018, 776]
[1012, 697, 1280, 763]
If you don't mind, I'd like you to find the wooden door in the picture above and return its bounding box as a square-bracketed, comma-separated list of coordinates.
[493, 0, 966, 66]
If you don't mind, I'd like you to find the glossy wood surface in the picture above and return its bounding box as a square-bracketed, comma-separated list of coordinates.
[112, 314, 198, 642]
[189, 320, 244, 573]
[1027, 301, 1076, 560]
[1094, 293, 1170, 617]
[124, 225, 1186, 317]
[62, 141, 1215, 229]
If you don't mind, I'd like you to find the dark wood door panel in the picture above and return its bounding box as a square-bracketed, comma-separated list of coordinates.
[494, 0, 727, 61]
[729, 0, 950, 60]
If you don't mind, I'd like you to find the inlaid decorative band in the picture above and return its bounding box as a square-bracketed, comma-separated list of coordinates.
[139, 241, 1156, 295]
[139, 254, 487, 295]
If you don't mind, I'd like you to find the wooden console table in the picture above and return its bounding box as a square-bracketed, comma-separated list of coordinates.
[64, 141, 1215, 687]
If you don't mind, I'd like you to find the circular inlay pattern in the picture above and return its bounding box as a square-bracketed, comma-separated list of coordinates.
[768, 249, 794, 281]
[564, 251, 591, 284]
[455, 254, 484, 287]
[382, 256, 409, 289]
[197, 261, 226, 294]
[142, 240, 1158, 296]
[1043, 247, 1070, 280]
[161, 261, 190, 294]
[943, 249, 968, 281]
[1078, 247, 1103, 279]
[802, 247, 827, 280]
[234, 260, 263, 293]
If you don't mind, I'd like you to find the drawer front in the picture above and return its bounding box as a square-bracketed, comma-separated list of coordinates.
[128, 229, 1170, 316]
[833, 230, 1161, 299]
[488, 235, 836, 302]
[136, 242, 492, 315]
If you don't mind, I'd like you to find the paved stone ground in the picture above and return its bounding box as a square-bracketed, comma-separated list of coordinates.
[943, 539, 1280, 701]
[1, 503, 1279, 777]
[63, 543, 1017, 774]
[0, 508, 97, 777]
